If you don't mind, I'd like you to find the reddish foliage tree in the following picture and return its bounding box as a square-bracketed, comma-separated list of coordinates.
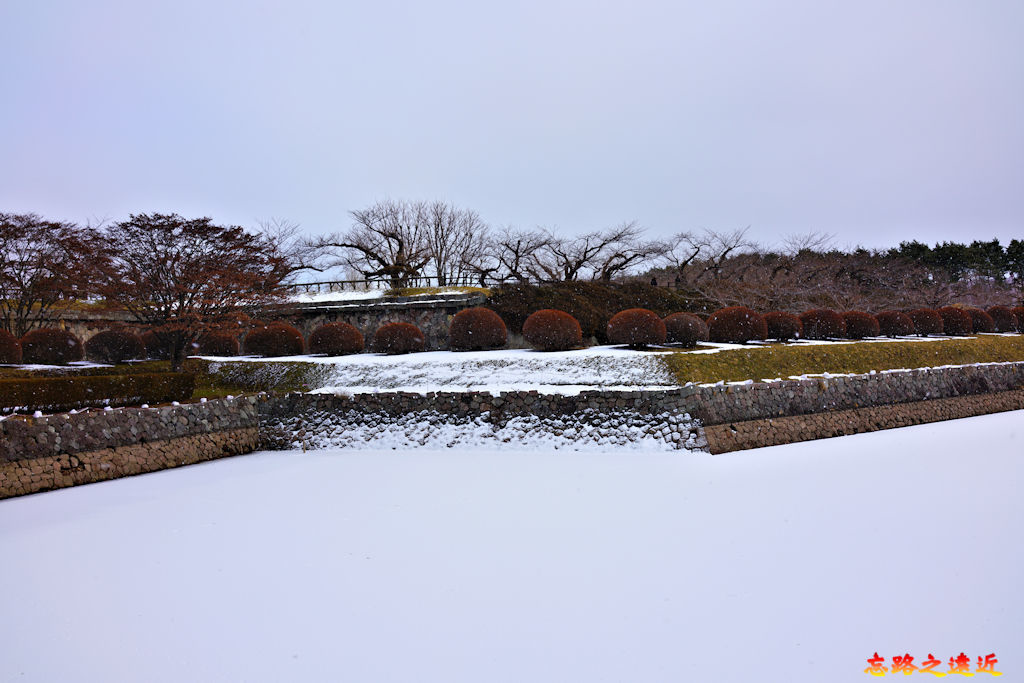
[937, 307, 972, 336]
[84, 330, 145, 363]
[607, 308, 666, 348]
[799, 309, 846, 340]
[841, 311, 880, 339]
[197, 331, 241, 356]
[448, 307, 507, 351]
[522, 309, 583, 351]
[707, 307, 767, 344]
[876, 311, 915, 337]
[986, 306, 1018, 333]
[663, 312, 709, 347]
[21, 328, 84, 365]
[372, 322, 426, 354]
[309, 323, 364, 355]
[907, 309, 943, 336]
[0, 213, 97, 337]
[764, 311, 802, 341]
[0, 330, 22, 364]
[966, 307, 995, 333]
[243, 322, 304, 357]
[93, 214, 290, 371]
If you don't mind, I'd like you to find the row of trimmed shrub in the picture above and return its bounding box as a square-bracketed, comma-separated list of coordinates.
[2, 303, 1021, 365]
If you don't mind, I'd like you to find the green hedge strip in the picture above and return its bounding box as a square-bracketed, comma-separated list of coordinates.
[664, 335, 1024, 385]
[0, 373, 195, 413]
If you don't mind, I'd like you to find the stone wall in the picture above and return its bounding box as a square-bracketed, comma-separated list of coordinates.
[0, 397, 259, 499]
[258, 390, 704, 452]
[687, 362, 1024, 425]
[4, 362, 1022, 500]
[703, 390, 1024, 454]
[259, 362, 1024, 454]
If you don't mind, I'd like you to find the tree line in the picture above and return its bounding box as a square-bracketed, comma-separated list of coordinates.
[2, 204, 1021, 369]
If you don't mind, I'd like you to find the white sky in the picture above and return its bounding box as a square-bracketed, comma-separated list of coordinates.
[1, 0, 1022, 249]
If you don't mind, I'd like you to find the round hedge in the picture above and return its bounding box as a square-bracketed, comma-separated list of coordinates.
[799, 309, 846, 340]
[372, 322, 426, 354]
[243, 322, 305, 357]
[522, 309, 583, 351]
[876, 311, 914, 337]
[1012, 307, 1024, 333]
[663, 312, 709, 348]
[197, 331, 241, 356]
[84, 329, 145, 363]
[707, 306, 767, 344]
[907, 308, 943, 336]
[21, 328, 84, 365]
[607, 308, 667, 348]
[966, 308, 995, 333]
[986, 306, 1018, 333]
[764, 312, 802, 341]
[937, 307, 972, 336]
[840, 311, 879, 340]
[0, 330, 22, 364]
[448, 307, 507, 351]
[309, 322, 364, 356]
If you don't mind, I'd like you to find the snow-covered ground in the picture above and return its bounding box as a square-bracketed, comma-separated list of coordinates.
[1, 412, 1020, 683]
[205, 346, 678, 394]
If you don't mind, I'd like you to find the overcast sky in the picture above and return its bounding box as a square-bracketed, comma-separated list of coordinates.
[1, 0, 1021, 250]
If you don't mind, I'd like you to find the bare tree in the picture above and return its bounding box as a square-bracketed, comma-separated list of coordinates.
[487, 226, 552, 283]
[313, 199, 431, 288]
[256, 218, 326, 283]
[538, 222, 661, 281]
[423, 201, 488, 286]
[0, 213, 96, 336]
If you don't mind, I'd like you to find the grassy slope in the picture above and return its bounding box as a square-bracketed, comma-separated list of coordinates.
[663, 335, 1024, 385]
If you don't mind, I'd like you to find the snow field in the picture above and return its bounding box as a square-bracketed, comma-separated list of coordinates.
[1, 411, 1021, 682]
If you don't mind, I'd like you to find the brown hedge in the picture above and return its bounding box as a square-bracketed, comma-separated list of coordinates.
[1012, 307, 1024, 333]
[708, 307, 767, 344]
[907, 309, 943, 336]
[607, 308, 667, 348]
[663, 312, 709, 348]
[197, 331, 241, 356]
[966, 307, 995, 333]
[0, 330, 22, 364]
[799, 309, 846, 340]
[522, 309, 583, 351]
[937, 307, 972, 336]
[764, 312, 802, 341]
[309, 322, 364, 355]
[842, 311, 880, 339]
[489, 282, 694, 343]
[20, 328, 84, 365]
[84, 330, 145, 363]
[449, 307, 507, 351]
[876, 311, 915, 337]
[986, 306, 1018, 333]
[243, 322, 305, 357]
[0, 372, 195, 413]
[372, 322, 425, 354]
